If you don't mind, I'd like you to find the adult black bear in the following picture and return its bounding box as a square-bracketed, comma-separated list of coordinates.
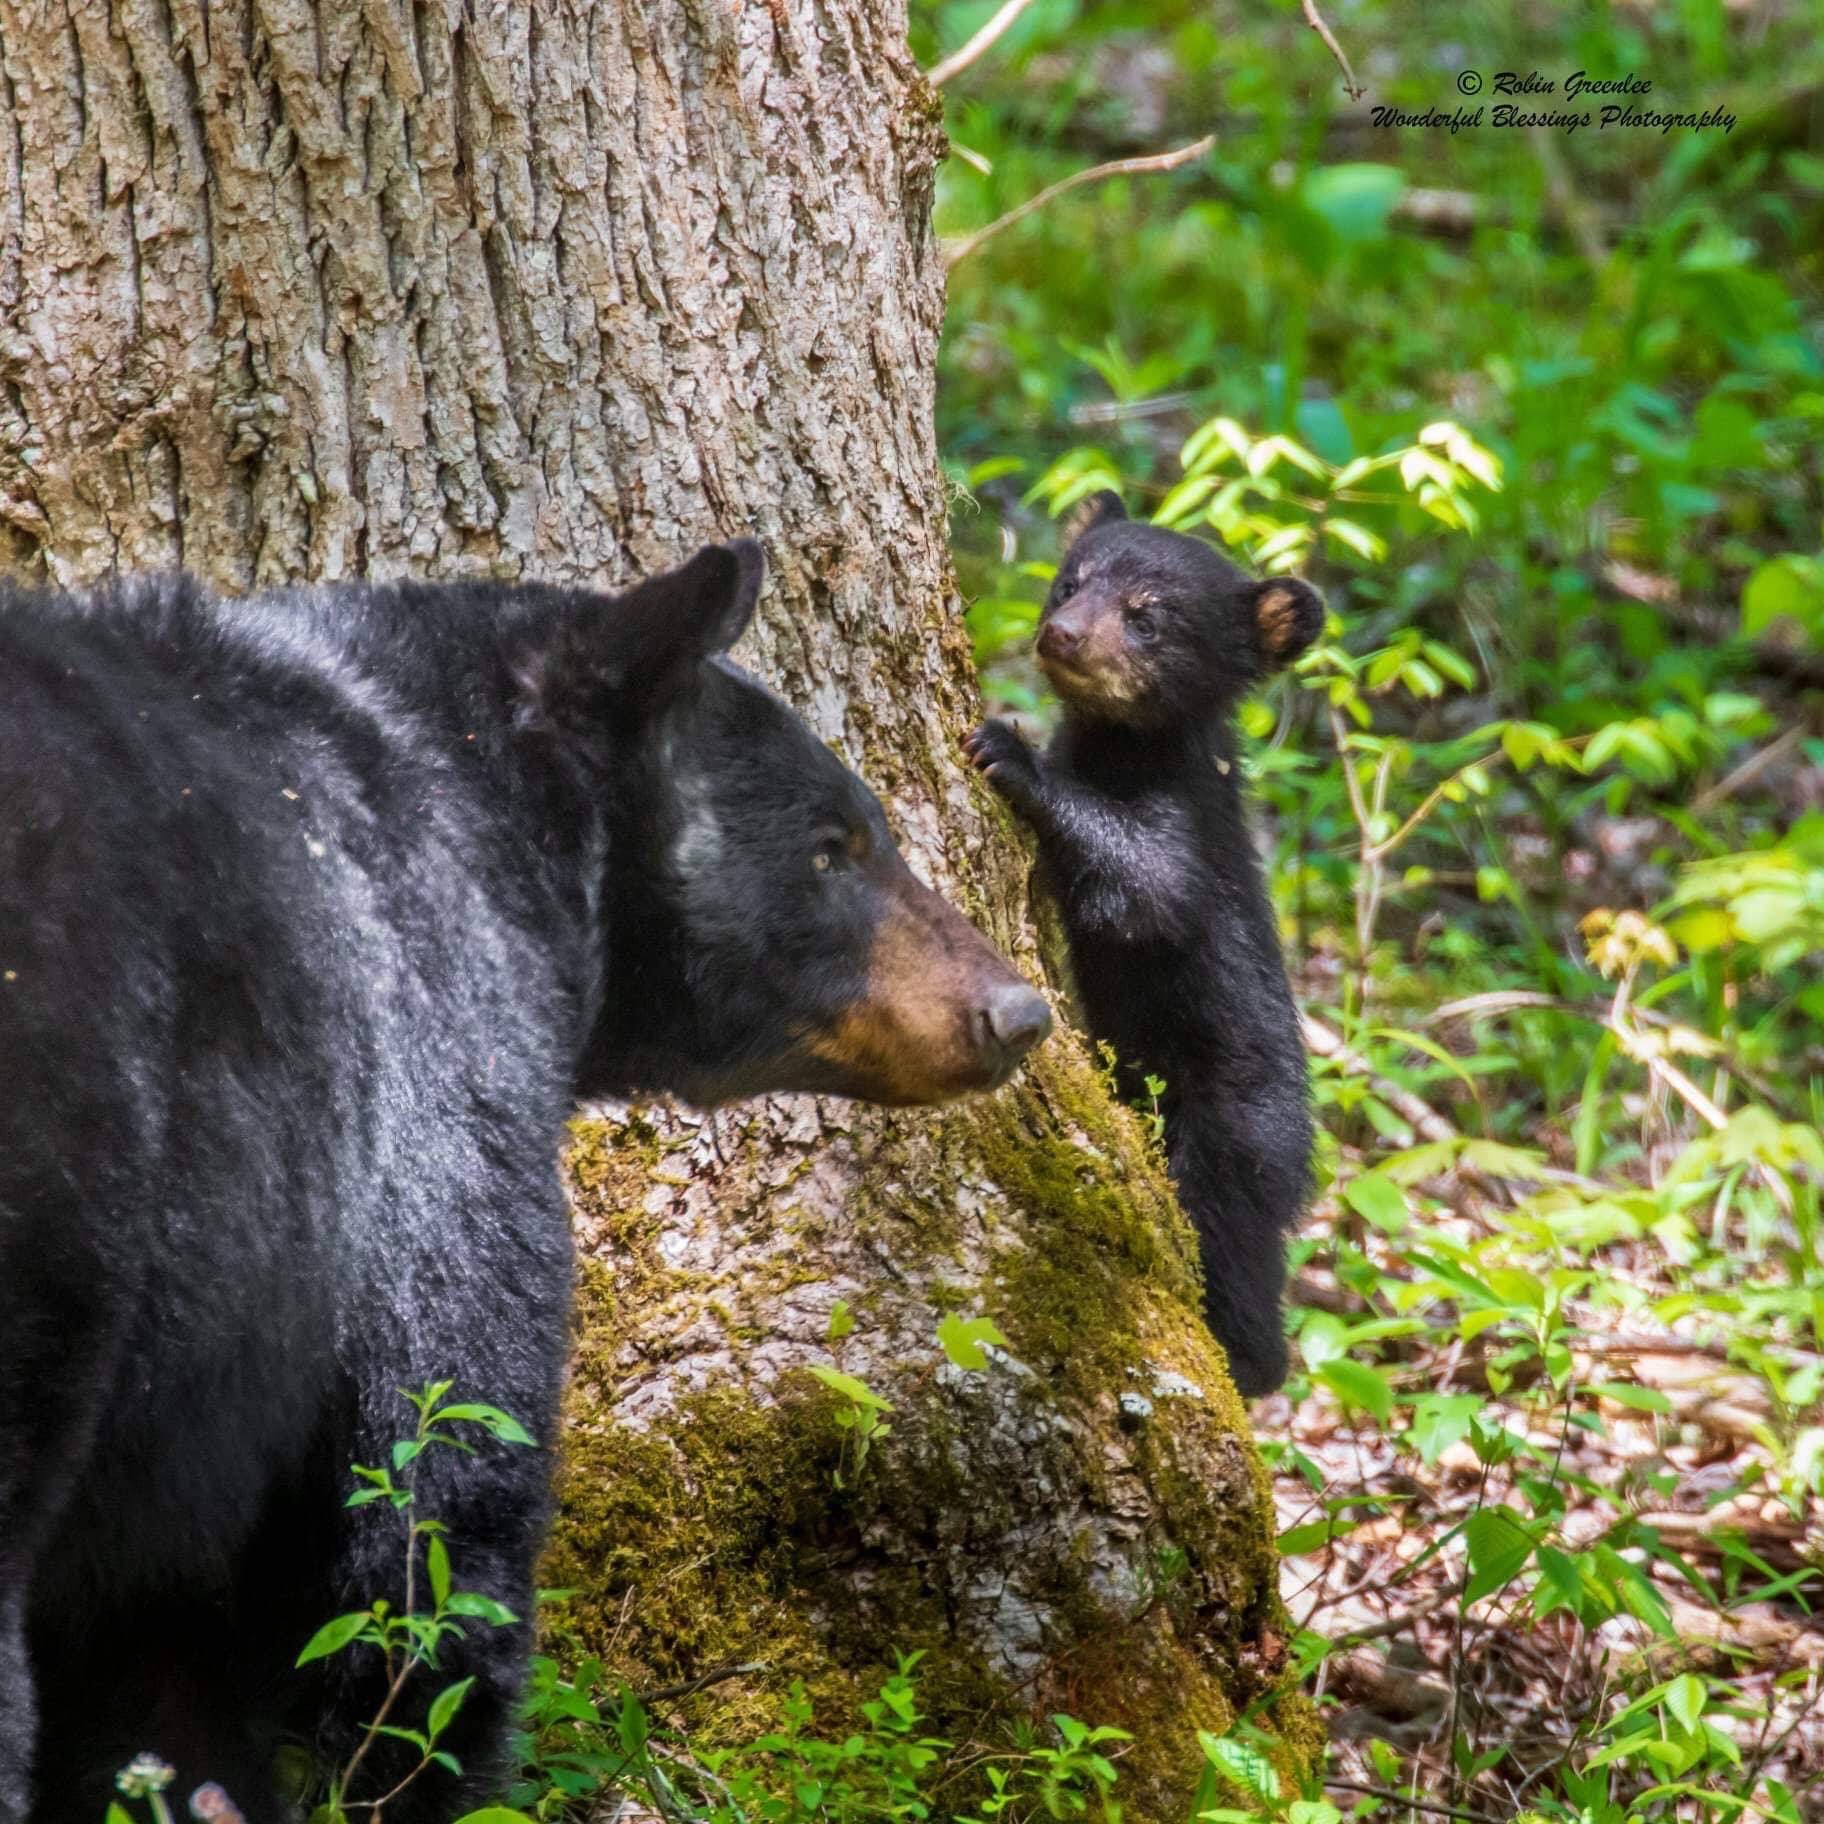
[966, 493, 1318, 1398]
[0, 545, 1049, 1824]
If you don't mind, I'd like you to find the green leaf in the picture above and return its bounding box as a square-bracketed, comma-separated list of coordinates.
[826, 1299, 855, 1343]
[1742, 554, 1824, 643]
[453, 1810, 540, 1823]
[1463, 1505, 1537, 1603]
[426, 1532, 452, 1610]
[445, 1591, 521, 1626]
[1277, 1516, 1357, 1556]
[1664, 1672, 1706, 1734]
[1197, 1732, 1281, 1802]
[1321, 517, 1385, 563]
[1407, 1394, 1483, 1465]
[295, 1610, 374, 1667]
[1301, 163, 1404, 243]
[435, 1404, 537, 1446]
[1588, 1381, 1674, 1414]
[806, 1363, 894, 1409]
[1316, 1359, 1394, 1423]
[936, 1313, 1010, 1371]
[1153, 475, 1221, 528]
[1298, 1311, 1349, 1372]
[1341, 1171, 1408, 1233]
[428, 1676, 475, 1740]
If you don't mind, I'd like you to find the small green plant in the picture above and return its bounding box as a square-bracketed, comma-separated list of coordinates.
[807, 1300, 896, 1490]
[301, 1383, 534, 1822]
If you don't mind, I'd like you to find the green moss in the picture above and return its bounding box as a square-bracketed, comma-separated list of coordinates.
[545, 1054, 1317, 1819]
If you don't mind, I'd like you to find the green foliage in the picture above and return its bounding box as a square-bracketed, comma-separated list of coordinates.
[487, 1654, 1128, 1824]
[304, 1384, 535, 1823]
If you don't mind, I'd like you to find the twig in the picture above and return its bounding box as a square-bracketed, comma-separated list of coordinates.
[638, 1660, 768, 1706]
[1323, 1780, 1501, 1824]
[1692, 725, 1805, 813]
[926, 0, 1039, 87]
[1424, 990, 1793, 1115]
[943, 137, 1215, 268]
[1328, 704, 1382, 973]
[1301, 0, 1366, 100]
[1300, 1014, 1460, 1148]
[1334, 1575, 1469, 1644]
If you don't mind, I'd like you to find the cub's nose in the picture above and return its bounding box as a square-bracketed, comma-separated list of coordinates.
[1037, 618, 1081, 662]
[976, 981, 1052, 1075]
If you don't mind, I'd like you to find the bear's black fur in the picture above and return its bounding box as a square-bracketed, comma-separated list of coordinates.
[965, 493, 1319, 1397]
[0, 547, 1048, 1824]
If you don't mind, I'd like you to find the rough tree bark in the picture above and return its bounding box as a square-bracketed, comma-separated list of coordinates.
[0, 1, 1307, 1811]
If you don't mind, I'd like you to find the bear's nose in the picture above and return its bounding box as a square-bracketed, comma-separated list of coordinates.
[1037, 618, 1081, 662]
[976, 981, 1052, 1074]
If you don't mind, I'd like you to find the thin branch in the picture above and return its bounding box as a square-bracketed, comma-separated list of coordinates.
[1331, 1574, 1468, 1644]
[1301, 1013, 1459, 1147]
[1301, 0, 1366, 100]
[943, 136, 1215, 268]
[1692, 724, 1805, 813]
[1324, 1779, 1501, 1824]
[638, 1660, 769, 1706]
[926, 0, 1039, 87]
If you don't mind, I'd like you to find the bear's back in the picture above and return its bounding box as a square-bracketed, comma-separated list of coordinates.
[0, 578, 573, 1608]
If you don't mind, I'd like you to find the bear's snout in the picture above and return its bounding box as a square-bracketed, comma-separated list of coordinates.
[974, 979, 1052, 1079]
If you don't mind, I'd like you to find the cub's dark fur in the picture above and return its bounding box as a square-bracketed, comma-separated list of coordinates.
[0, 549, 1047, 1824]
[966, 493, 1319, 1397]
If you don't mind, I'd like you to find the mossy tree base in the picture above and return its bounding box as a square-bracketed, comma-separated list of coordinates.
[545, 1034, 1312, 1818]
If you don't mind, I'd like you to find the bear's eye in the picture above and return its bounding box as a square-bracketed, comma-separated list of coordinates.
[1127, 610, 1158, 643]
[811, 834, 848, 876]
[1053, 574, 1078, 604]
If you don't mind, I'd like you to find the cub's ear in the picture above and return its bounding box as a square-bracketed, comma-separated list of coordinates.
[1249, 576, 1324, 669]
[522, 539, 766, 727]
[1060, 489, 1127, 550]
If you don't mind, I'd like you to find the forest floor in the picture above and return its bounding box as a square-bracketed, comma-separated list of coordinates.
[1269, 1174, 1824, 1820]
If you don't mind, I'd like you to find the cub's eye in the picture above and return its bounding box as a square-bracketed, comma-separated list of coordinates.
[1127, 611, 1158, 643]
[811, 835, 847, 876]
[1053, 574, 1078, 604]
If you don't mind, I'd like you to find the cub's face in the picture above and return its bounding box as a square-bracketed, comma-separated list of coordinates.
[1035, 493, 1324, 728]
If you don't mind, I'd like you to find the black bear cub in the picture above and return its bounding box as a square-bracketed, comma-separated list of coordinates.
[1, 545, 1049, 1824]
[966, 491, 1320, 1397]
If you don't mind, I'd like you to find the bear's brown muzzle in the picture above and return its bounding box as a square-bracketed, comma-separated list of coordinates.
[804, 859, 1050, 1106]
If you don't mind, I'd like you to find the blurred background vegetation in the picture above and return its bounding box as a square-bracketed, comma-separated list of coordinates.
[912, 1, 1824, 1818]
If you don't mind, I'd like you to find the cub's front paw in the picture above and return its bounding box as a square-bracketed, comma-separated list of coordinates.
[964, 719, 1042, 808]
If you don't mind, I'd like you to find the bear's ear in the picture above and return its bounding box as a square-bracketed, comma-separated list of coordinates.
[1248, 576, 1324, 670]
[524, 539, 766, 727]
[1060, 489, 1127, 550]
[616, 538, 764, 679]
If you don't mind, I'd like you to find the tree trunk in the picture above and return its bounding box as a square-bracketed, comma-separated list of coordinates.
[0, 0, 1306, 1811]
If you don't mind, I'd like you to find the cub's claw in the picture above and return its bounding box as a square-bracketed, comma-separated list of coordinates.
[964, 719, 1041, 806]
